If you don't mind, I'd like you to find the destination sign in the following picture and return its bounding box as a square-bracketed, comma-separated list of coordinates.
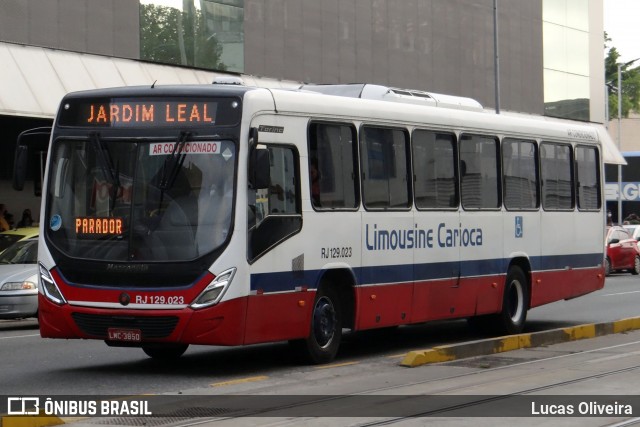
[58, 97, 241, 127]
[75, 217, 123, 237]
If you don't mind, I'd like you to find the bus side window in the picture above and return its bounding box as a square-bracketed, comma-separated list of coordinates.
[502, 138, 539, 210]
[308, 122, 358, 209]
[575, 145, 600, 211]
[540, 142, 574, 210]
[248, 145, 302, 262]
[412, 129, 458, 209]
[460, 134, 500, 210]
[360, 126, 411, 209]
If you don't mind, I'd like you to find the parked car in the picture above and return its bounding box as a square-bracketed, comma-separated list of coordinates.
[623, 224, 640, 241]
[0, 237, 38, 319]
[0, 227, 39, 253]
[605, 226, 640, 276]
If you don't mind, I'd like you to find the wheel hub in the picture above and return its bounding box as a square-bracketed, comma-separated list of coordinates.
[313, 296, 336, 348]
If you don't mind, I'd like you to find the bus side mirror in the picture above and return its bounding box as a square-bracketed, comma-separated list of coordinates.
[12, 145, 28, 191]
[13, 127, 51, 194]
[249, 148, 270, 190]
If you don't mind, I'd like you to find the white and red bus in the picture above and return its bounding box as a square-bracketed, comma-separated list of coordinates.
[13, 82, 611, 363]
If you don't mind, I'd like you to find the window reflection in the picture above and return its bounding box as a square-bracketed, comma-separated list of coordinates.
[542, 0, 590, 121]
[544, 70, 589, 121]
[139, 0, 244, 72]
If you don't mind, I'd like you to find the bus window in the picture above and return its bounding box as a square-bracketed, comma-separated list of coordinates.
[460, 134, 500, 209]
[575, 145, 601, 211]
[502, 138, 539, 210]
[308, 122, 358, 209]
[541, 142, 574, 210]
[412, 129, 458, 209]
[248, 145, 302, 261]
[361, 126, 411, 209]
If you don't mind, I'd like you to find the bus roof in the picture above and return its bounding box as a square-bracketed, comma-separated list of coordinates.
[58, 83, 626, 165]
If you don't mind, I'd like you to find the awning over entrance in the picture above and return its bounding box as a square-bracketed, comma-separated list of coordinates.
[0, 42, 298, 119]
[595, 125, 627, 165]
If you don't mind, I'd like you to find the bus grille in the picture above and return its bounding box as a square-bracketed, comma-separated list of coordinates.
[71, 313, 179, 339]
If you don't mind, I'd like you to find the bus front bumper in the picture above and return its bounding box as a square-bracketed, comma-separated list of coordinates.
[37, 293, 248, 346]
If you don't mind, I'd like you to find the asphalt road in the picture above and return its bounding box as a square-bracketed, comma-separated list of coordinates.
[56, 329, 640, 427]
[0, 274, 638, 397]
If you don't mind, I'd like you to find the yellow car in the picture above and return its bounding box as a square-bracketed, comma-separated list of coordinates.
[0, 227, 39, 253]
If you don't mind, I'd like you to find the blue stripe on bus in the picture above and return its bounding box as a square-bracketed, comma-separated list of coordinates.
[531, 253, 604, 271]
[249, 252, 603, 294]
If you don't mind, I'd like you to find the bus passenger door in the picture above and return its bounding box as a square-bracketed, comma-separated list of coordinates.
[245, 141, 310, 344]
[357, 126, 414, 329]
[457, 134, 504, 317]
[410, 130, 461, 322]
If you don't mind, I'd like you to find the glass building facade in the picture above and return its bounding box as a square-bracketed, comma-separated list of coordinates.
[543, 0, 591, 121]
[0, 0, 605, 122]
[140, 0, 244, 72]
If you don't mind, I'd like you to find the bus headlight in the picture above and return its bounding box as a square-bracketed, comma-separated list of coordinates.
[190, 268, 236, 309]
[39, 263, 67, 305]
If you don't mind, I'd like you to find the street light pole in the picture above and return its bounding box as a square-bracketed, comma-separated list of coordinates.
[618, 63, 623, 225]
[493, 0, 500, 114]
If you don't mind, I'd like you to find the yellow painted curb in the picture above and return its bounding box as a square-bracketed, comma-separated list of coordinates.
[563, 323, 596, 340]
[400, 316, 640, 368]
[613, 317, 640, 333]
[1, 411, 64, 427]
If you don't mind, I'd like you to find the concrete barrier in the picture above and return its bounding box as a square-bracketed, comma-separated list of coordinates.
[400, 316, 640, 367]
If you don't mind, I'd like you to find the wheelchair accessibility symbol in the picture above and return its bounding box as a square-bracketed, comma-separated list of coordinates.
[515, 216, 523, 238]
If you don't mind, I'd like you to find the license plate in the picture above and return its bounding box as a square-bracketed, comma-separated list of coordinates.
[107, 328, 142, 342]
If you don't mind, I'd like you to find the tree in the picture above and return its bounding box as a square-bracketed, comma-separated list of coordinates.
[140, 3, 227, 71]
[605, 33, 640, 119]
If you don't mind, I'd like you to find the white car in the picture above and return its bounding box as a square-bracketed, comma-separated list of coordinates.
[0, 238, 38, 319]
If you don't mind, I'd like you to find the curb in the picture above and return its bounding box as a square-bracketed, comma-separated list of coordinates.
[400, 316, 640, 367]
[1, 411, 65, 427]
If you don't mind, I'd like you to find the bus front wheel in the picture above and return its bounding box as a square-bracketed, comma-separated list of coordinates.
[291, 285, 342, 364]
[142, 344, 189, 360]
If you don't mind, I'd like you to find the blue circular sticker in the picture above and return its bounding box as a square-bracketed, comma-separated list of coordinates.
[50, 215, 62, 231]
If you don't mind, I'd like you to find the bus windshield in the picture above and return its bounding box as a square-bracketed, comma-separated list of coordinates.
[45, 136, 236, 262]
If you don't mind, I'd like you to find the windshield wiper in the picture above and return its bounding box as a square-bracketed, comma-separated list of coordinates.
[159, 131, 190, 191]
[90, 133, 117, 186]
[90, 133, 121, 212]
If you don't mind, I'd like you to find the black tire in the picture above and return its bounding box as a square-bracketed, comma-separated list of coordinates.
[292, 285, 342, 364]
[468, 267, 528, 336]
[493, 265, 529, 335]
[604, 257, 611, 276]
[142, 344, 189, 360]
[632, 256, 640, 275]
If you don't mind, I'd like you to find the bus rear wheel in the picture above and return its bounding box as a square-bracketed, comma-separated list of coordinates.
[291, 285, 342, 364]
[142, 344, 189, 360]
[468, 266, 529, 336]
[494, 266, 529, 335]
